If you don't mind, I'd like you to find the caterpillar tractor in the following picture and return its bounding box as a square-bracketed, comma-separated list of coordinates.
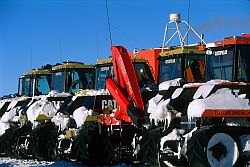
[184, 34, 250, 167]
[0, 61, 96, 160]
[138, 20, 250, 167]
[0, 65, 53, 157]
[12, 61, 96, 160]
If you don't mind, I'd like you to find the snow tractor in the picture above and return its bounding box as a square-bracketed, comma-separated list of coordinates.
[11, 62, 96, 160]
[141, 36, 250, 166]
[0, 65, 54, 156]
[184, 34, 250, 167]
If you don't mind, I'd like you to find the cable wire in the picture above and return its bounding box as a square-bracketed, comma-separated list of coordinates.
[105, 0, 113, 46]
[187, 0, 191, 46]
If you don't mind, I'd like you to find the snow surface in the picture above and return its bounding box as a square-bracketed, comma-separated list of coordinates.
[158, 78, 181, 91]
[0, 100, 6, 110]
[147, 79, 184, 127]
[0, 120, 10, 136]
[147, 93, 163, 114]
[51, 113, 70, 131]
[240, 135, 250, 152]
[26, 97, 57, 125]
[180, 127, 197, 156]
[7, 99, 18, 111]
[149, 98, 170, 125]
[0, 158, 130, 167]
[73, 106, 93, 128]
[160, 128, 185, 151]
[47, 90, 71, 97]
[0, 106, 22, 136]
[187, 88, 250, 120]
[171, 87, 183, 99]
[75, 89, 109, 96]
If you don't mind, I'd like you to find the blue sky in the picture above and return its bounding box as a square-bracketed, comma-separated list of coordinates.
[1, 0, 250, 96]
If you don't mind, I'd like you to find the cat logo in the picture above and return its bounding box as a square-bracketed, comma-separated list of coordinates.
[101, 99, 117, 109]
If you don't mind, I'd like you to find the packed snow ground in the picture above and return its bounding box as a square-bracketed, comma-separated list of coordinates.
[0, 158, 130, 167]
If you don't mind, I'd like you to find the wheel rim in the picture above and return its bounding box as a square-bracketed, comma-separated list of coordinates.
[207, 133, 239, 167]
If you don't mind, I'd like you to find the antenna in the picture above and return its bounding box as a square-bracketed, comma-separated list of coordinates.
[30, 44, 33, 70]
[96, 28, 99, 61]
[187, 0, 191, 45]
[105, 0, 112, 46]
[59, 33, 63, 62]
[162, 13, 206, 51]
[221, 16, 224, 47]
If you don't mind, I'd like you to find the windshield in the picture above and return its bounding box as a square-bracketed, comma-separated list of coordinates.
[159, 57, 182, 84]
[52, 71, 65, 93]
[133, 62, 155, 89]
[185, 55, 205, 82]
[36, 75, 51, 95]
[96, 65, 113, 90]
[18, 76, 33, 96]
[206, 48, 234, 81]
[237, 46, 250, 81]
[67, 68, 95, 94]
[52, 68, 95, 94]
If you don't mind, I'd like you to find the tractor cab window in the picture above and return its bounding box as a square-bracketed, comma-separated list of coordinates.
[53, 68, 95, 94]
[66, 70, 78, 94]
[81, 68, 95, 90]
[18, 76, 32, 96]
[185, 55, 205, 82]
[66, 68, 95, 94]
[96, 65, 113, 90]
[159, 57, 182, 84]
[237, 46, 250, 81]
[206, 48, 234, 81]
[52, 71, 65, 93]
[36, 75, 51, 95]
[134, 62, 155, 89]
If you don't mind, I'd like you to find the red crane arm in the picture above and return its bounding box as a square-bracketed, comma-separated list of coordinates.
[106, 46, 144, 127]
[111, 46, 144, 111]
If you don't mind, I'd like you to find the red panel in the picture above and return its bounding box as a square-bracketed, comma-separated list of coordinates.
[213, 37, 250, 46]
[202, 109, 250, 118]
[128, 48, 161, 83]
[106, 77, 133, 122]
[111, 46, 144, 112]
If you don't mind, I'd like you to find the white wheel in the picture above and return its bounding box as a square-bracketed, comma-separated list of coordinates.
[207, 133, 239, 167]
